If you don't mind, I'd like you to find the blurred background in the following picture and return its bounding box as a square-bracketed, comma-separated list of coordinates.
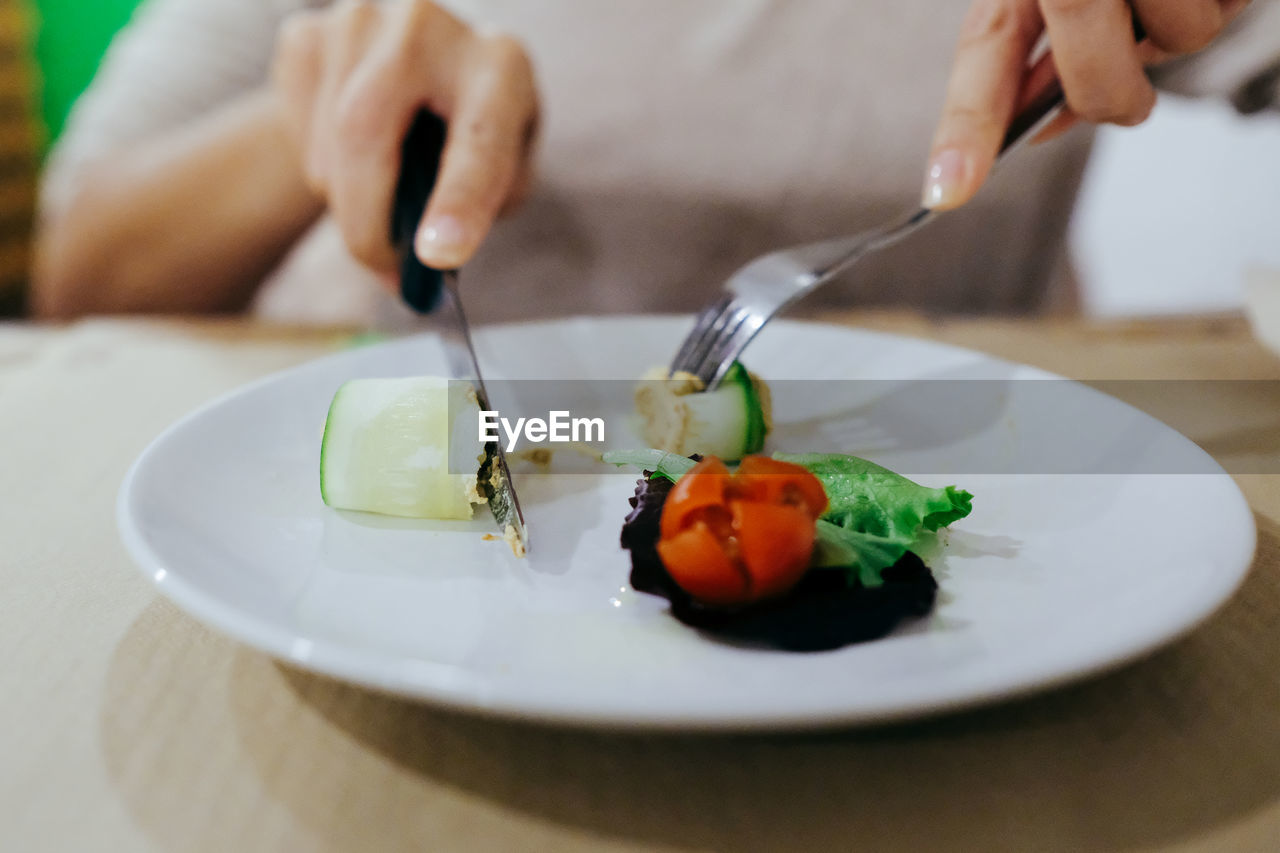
[2, 0, 1278, 320]
[1073, 95, 1280, 317]
[0, 0, 138, 316]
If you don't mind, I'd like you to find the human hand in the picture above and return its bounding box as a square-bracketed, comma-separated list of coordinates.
[924, 0, 1251, 210]
[271, 0, 539, 278]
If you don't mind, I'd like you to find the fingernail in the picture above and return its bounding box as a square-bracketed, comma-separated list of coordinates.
[921, 148, 971, 210]
[416, 215, 470, 268]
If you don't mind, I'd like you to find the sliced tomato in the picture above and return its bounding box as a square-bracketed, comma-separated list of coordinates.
[732, 456, 828, 519]
[731, 502, 816, 600]
[656, 523, 748, 605]
[659, 456, 731, 539]
[656, 454, 828, 606]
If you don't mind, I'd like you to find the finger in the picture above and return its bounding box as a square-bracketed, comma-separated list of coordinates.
[1015, 51, 1081, 143]
[1040, 0, 1156, 126]
[1029, 107, 1079, 143]
[416, 34, 539, 268]
[923, 0, 1042, 210]
[1131, 0, 1223, 54]
[1222, 0, 1253, 19]
[498, 97, 540, 216]
[324, 1, 469, 272]
[1131, 1, 1251, 64]
[271, 11, 324, 163]
[307, 0, 382, 196]
[499, 147, 536, 217]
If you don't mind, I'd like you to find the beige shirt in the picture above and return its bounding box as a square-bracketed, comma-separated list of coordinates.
[40, 0, 1280, 327]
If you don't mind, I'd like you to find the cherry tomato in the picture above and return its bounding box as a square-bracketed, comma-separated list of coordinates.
[659, 456, 731, 539]
[656, 523, 747, 605]
[656, 456, 828, 606]
[733, 456, 829, 515]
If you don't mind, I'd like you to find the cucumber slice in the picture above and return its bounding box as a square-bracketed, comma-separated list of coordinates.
[320, 377, 488, 519]
[634, 362, 771, 461]
[727, 362, 770, 454]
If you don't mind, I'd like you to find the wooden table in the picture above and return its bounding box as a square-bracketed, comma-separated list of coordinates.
[4, 313, 1280, 852]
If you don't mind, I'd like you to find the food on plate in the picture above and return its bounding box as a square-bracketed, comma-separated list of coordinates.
[607, 449, 974, 651]
[655, 456, 828, 606]
[634, 362, 770, 462]
[320, 376, 488, 519]
[778, 452, 973, 588]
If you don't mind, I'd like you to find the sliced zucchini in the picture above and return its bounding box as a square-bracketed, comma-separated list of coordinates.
[634, 361, 771, 461]
[320, 377, 488, 519]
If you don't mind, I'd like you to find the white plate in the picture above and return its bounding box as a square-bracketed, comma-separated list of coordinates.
[118, 317, 1256, 730]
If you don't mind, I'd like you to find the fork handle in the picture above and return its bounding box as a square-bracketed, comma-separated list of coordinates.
[998, 78, 1068, 158]
[999, 16, 1146, 157]
[818, 15, 1148, 277]
[678, 17, 1150, 389]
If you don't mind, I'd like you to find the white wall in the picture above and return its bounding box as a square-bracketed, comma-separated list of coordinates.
[1069, 95, 1280, 317]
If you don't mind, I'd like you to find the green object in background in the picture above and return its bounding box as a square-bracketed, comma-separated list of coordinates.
[32, 0, 144, 153]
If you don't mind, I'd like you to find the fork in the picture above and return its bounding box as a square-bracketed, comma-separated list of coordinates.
[669, 71, 1095, 389]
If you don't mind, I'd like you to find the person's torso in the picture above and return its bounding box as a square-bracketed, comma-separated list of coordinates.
[258, 0, 1092, 326]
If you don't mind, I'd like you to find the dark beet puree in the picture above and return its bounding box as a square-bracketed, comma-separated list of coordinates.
[620, 471, 937, 652]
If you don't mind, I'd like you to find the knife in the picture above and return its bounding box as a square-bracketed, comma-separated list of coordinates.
[391, 110, 529, 556]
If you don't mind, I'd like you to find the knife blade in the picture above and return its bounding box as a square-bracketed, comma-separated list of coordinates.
[391, 110, 529, 556]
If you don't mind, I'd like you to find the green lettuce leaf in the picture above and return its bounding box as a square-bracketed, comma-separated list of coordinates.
[774, 453, 973, 587]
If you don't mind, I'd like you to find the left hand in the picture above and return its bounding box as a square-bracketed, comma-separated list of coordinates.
[923, 0, 1252, 210]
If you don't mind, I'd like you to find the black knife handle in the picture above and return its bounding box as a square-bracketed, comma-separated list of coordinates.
[391, 110, 449, 313]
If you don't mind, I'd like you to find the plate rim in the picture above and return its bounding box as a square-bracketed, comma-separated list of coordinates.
[116, 314, 1259, 731]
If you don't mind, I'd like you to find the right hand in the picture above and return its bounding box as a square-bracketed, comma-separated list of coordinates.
[271, 0, 539, 279]
[923, 0, 1250, 211]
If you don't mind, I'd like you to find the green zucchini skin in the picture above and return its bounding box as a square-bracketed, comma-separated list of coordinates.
[634, 361, 771, 462]
[724, 362, 769, 456]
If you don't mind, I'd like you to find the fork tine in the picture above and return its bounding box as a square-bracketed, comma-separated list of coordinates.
[690, 302, 744, 374]
[688, 304, 756, 387]
[669, 294, 733, 375]
[669, 190, 949, 388]
[698, 309, 766, 387]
